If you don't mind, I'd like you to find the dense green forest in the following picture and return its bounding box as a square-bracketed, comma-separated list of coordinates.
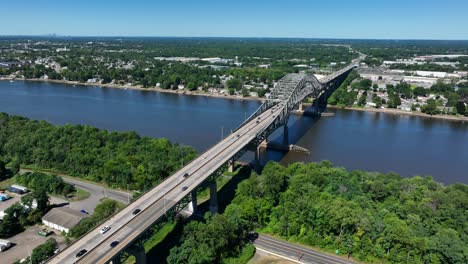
[0, 113, 196, 191]
[169, 162, 467, 264]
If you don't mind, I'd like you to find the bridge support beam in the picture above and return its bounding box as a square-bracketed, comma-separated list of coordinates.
[188, 190, 198, 214]
[209, 180, 218, 214]
[298, 102, 304, 112]
[128, 242, 147, 264]
[283, 125, 289, 146]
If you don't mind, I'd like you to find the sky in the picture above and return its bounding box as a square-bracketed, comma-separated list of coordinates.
[2, 0, 468, 40]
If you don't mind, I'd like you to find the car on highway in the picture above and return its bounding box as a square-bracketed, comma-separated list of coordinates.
[183, 173, 190, 178]
[100, 225, 111, 234]
[182, 186, 188, 191]
[110, 241, 120, 248]
[247, 231, 259, 241]
[132, 208, 141, 215]
[76, 249, 87, 258]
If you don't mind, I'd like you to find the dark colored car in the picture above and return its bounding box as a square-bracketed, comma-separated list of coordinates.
[132, 208, 141, 215]
[182, 186, 188, 191]
[110, 241, 120, 248]
[76, 249, 87, 258]
[247, 231, 259, 241]
[183, 173, 189, 178]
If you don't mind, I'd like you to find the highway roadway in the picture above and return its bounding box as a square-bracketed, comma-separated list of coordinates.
[62, 176, 131, 205]
[47, 102, 286, 264]
[254, 235, 354, 264]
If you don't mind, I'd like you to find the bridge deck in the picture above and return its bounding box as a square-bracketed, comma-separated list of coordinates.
[46, 63, 358, 264]
[47, 101, 286, 264]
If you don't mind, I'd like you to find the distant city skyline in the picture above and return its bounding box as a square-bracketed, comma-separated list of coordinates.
[3, 0, 468, 40]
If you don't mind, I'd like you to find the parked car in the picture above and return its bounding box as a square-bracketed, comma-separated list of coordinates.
[182, 186, 188, 191]
[0, 239, 12, 252]
[80, 209, 89, 214]
[38, 228, 53, 237]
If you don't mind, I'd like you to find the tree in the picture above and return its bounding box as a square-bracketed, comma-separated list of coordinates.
[33, 189, 49, 212]
[226, 78, 242, 90]
[357, 93, 367, 106]
[413, 86, 427, 97]
[455, 101, 467, 115]
[387, 93, 401, 108]
[0, 159, 7, 180]
[421, 99, 440, 115]
[31, 238, 57, 264]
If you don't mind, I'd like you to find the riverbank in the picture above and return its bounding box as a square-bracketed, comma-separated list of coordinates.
[0, 77, 264, 102]
[327, 105, 468, 122]
[2, 77, 467, 123]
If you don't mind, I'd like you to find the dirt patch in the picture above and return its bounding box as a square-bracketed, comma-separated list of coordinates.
[248, 249, 296, 264]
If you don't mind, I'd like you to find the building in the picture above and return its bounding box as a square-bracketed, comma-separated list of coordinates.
[42, 207, 89, 233]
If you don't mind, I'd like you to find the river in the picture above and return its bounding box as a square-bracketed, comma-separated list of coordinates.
[1, 80, 467, 184]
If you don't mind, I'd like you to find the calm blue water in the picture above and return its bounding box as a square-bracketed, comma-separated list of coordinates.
[1, 80, 467, 184]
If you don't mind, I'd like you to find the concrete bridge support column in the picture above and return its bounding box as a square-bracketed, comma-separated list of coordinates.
[128, 243, 147, 264]
[209, 180, 218, 214]
[188, 190, 198, 214]
[254, 146, 261, 167]
[283, 125, 289, 146]
[298, 102, 304, 112]
[228, 159, 235, 173]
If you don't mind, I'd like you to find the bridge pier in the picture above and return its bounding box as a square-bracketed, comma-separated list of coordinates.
[283, 125, 289, 146]
[127, 242, 147, 264]
[228, 159, 235, 173]
[188, 190, 198, 214]
[254, 146, 261, 166]
[298, 102, 304, 112]
[209, 180, 218, 214]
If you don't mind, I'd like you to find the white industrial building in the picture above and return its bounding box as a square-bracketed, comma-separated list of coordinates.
[42, 207, 89, 233]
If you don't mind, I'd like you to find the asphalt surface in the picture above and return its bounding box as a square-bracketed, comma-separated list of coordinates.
[254, 235, 354, 264]
[46, 101, 287, 264]
[62, 177, 131, 205]
[19, 169, 131, 213]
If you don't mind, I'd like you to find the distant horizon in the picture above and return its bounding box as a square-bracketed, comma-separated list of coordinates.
[3, 1, 468, 40]
[1, 34, 468, 42]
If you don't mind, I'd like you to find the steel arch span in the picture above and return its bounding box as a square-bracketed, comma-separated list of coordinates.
[240, 64, 356, 143]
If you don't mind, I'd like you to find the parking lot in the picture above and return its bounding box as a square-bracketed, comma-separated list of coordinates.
[1, 225, 66, 263]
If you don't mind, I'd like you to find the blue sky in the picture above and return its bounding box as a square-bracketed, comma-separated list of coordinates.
[2, 0, 468, 39]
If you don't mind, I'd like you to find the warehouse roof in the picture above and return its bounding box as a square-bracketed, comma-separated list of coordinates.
[42, 207, 88, 229]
